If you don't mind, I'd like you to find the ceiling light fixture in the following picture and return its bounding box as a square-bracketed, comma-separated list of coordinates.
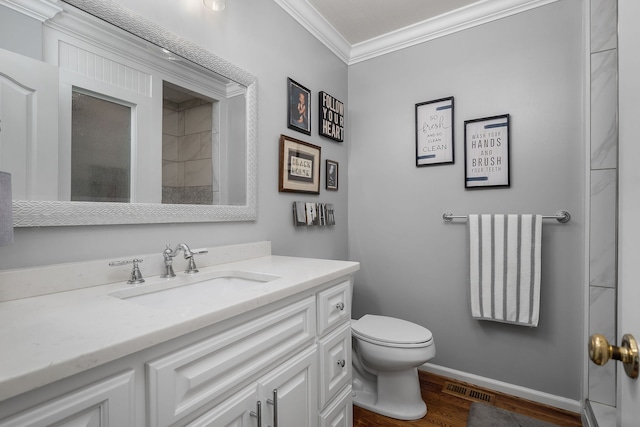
[203, 0, 226, 12]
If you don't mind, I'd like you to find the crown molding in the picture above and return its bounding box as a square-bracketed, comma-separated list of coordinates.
[275, 0, 561, 65]
[0, 0, 62, 22]
[349, 0, 561, 64]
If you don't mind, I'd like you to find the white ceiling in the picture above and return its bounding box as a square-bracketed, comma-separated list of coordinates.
[274, 0, 559, 64]
[305, 0, 481, 45]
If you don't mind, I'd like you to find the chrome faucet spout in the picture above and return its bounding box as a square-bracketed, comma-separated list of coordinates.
[161, 243, 208, 277]
[164, 243, 193, 259]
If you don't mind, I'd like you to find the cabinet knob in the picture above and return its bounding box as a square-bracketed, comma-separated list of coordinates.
[335, 302, 345, 311]
[337, 359, 346, 368]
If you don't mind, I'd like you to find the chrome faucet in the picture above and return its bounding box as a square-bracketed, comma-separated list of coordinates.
[161, 243, 208, 278]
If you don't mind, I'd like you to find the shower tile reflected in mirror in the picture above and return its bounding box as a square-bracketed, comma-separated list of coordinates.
[162, 81, 219, 205]
[71, 91, 131, 203]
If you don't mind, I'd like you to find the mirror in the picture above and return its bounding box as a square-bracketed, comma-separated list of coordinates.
[9, 0, 257, 226]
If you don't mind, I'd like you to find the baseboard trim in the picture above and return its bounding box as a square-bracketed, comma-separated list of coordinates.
[421, 363, 582, 414]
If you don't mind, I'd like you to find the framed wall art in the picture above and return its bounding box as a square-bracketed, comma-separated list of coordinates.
[279, 134, 321, 194]
[319, 91, 344, 142]
[287, 78, 311, 135]
[464, 114, 510, 188]
[326, 159, 338, 190]
[415, 96, 454, 166]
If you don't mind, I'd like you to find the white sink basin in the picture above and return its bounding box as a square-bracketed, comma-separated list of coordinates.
[109, 270, 280, 311]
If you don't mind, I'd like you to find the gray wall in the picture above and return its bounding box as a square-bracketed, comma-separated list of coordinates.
[0, 5, 41, 59]
[0, 0, 349, 269]
[347, 0, 584, 400]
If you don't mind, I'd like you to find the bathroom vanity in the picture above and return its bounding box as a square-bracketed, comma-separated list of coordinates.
[0, 242, 358, 427]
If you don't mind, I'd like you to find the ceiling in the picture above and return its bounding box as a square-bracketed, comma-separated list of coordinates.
[274, 0, 559, 64]
[305, 0, 480, 45]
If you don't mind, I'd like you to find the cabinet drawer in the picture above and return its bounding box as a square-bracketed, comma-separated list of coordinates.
[147, 296, 316, 427]
[317, 322, 351, 408]
[317, 280, 351, 336]
[319, 386, 352, 427]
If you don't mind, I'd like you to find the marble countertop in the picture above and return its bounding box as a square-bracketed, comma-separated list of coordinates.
[0, 254, 359, 402]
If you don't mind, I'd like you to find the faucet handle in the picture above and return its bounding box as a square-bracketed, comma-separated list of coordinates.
[109, 258, 145, 285]
[184, 248, 207, 274]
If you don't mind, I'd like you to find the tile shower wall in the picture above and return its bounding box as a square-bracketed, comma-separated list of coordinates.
[162, 99, 219, 205]
[588, 0, 618, 413]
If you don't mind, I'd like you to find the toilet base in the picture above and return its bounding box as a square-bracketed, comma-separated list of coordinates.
[352, 367, 427, 420]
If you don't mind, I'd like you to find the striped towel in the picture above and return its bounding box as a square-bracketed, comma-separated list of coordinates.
[468, 214, 542, 327]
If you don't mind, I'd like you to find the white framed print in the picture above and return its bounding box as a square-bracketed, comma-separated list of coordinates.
[464, 114, 510, 188]
[415, 96, 454, 166]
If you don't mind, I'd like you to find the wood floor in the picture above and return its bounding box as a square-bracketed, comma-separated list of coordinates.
[353, 371, 583, 427]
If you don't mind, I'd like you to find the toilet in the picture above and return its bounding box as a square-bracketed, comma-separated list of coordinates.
[351, 314, 435, 420]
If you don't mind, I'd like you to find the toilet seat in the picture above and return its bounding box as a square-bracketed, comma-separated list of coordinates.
[352, 315, 433, 348]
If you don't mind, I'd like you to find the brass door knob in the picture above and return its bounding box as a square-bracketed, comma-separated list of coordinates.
[589, 333, 639, 379]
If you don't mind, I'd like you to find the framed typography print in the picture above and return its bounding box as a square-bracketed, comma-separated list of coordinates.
[287, 78, 311, 135]
[279, 134, 321, 194]
[319, 91, 344, 142]
[464, 114, 510, 188]
[415, 96, 454, 166]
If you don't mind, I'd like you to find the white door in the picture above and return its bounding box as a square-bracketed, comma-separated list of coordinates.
[0, 47, 58, 201]
[616, 0, 640, 424]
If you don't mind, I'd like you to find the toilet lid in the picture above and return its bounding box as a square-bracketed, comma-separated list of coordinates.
[352, 314, 433, 345]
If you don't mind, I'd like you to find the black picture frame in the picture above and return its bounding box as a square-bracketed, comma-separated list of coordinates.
[464, 114, 510, 188]
[287, 78, 311, 135]
[415, 96, 454, 166]
[326, 159, 338, 190]
[319, 91, 344, 142]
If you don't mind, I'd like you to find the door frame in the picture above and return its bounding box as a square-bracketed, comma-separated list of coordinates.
[616, 0, 640, 424]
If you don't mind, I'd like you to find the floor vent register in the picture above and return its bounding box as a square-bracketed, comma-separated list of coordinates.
[442, 381, 496, 405]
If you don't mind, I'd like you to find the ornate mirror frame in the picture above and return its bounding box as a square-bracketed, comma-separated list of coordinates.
[12, 0, 258, 226]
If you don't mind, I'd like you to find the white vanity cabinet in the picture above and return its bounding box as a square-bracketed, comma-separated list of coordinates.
[150, 279, 353, 427]
[146, 297, 317, 427]
[0, 274, 355, 427]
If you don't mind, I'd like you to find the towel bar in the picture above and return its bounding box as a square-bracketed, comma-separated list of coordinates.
[442, 210, 571, 223]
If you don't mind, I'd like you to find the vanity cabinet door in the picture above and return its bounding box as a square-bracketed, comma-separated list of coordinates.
[184, 384, 259, 427]
[258, 346, 318, 427]
[0, 371, 135, 427]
